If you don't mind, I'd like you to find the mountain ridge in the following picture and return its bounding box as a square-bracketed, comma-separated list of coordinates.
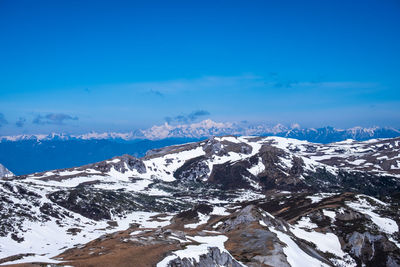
[1, 119, 400, 143]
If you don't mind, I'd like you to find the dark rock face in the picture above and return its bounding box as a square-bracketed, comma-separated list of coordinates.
[48, 187, 190, 221]
[174, 156, 210, 181]
[85, 154, 146, 174]
[173, 204, 214, 225]
[0, 182, 52, 238]
[39, 202, 61, 219]
[336, 171, 400, 201]
[304, 169, 400, 201]
[177, 204, 213, 218]
[252, 146, 307, 191]
[203, 138, 252, 157]
[345, 232, 400, 267]
[48, 188, 134, 220]
[208, 162, 255, 190]
[118, 154, 147, 174]
[203, 139, 228, 157]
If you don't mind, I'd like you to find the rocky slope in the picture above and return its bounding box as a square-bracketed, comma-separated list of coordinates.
[0, 136, 399, 266]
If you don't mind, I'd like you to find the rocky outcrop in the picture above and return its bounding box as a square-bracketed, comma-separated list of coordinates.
[217, 205, 328, 267]
[345, 232, 400, 266]
[203, 138, 229, 157]
[253, 192, 400, 267]
[167, 247, 242, 267]
[208, 162, 256, 190]
[48, 187, 190, 221]
[203, 137, 252, 157]
[174, 156, 210, 181]
[86, 154, 146, 174]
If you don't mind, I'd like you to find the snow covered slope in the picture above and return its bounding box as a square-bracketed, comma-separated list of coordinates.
[0, 163, 13, 178]
[0, 136, 399, 266]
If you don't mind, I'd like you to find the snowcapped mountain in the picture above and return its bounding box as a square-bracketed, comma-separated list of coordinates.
[1, 119, 400, 143]
[0, 136, 399, 266]
[0, 132, 139, 142]
[141, 119, 236, 139]
[283, 126, 400, 143]
[0, 163, 13, 178]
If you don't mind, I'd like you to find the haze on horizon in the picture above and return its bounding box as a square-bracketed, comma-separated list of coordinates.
[1, 0, 399, 135]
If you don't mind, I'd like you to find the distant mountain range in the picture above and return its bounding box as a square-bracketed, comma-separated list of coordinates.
[1, 119, 400, 143]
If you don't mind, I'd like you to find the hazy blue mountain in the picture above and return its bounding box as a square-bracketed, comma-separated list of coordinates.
[276, 126, 400, 143]
[2, 120, 399, 142]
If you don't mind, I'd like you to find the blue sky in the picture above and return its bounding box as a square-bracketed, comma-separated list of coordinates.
[0, 0, 399, 134]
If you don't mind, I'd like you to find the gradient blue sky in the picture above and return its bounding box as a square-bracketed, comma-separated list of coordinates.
[1, 0, 399, 134]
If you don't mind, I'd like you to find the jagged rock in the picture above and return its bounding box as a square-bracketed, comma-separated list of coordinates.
[167, 247, 242, 267]
[336, 209, 364, 221]
[119, 154, 147, 173]
[203, 137, 253, 157]
[203, 138, 228, 157]
[172, 204, 213, 225]
[89, 154, 146, 174]
[346, 232, 400, 266]
[208, 162, 256, 190]
[174, 156, 210, 180]
[220, 205, 259, 232]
